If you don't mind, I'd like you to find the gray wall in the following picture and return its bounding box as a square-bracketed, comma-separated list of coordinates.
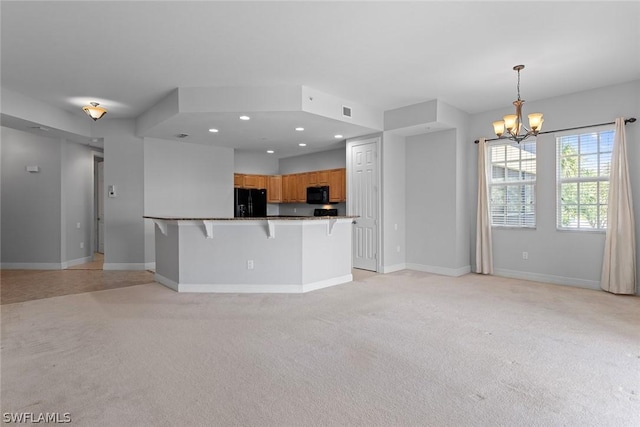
[144, 138, 234, 217]
[278, 148, 346, 174]
[234, 151, 279, 175]
[406, 129, 467, 274]
[381, 131, 406, 272]
[96, 119, 147, 269]
[468, 80, 640, 290]
[143, 137, 234, 264]
[62, 141, 94, 263]
[1, 127, 62, 265]
[1, 126, 94, 267]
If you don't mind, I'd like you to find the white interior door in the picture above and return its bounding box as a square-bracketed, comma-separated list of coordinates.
[349, 139, 378, 271]
[97, 161, 105, 253]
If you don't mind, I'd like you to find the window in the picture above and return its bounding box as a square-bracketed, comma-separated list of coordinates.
[556, 126, 613, 230]
[488, 140, 536, 227]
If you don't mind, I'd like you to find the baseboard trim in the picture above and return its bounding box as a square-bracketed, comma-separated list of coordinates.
[154, 273, 353, 294]
[493, 268, 600, 290]
[381, 263, 407, 273]
[145, 262, 156, 271]
[1, 262, 63, 270]
[63, 256, 93, 269]
[405, 263, 471, 277]
[103, 263, 148, 271]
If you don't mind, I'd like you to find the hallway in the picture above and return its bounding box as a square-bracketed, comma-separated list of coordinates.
[1, 268, 154, 305]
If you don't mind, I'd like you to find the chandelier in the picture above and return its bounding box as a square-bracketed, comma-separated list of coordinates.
[492, 65, 543, 143]
[82, 102, 107, 121]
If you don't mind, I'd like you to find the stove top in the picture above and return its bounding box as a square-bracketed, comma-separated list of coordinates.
[313, 208, 338, 217]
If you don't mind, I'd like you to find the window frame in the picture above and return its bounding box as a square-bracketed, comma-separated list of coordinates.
[487, 139, 537, 229]
[555, 125, 614, 232]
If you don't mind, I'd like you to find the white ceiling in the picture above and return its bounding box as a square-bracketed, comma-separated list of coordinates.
[2, 1, 639, 157]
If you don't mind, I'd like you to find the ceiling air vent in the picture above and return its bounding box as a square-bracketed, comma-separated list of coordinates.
[176, 133, 189, 139]
[342, 105, 352, 118]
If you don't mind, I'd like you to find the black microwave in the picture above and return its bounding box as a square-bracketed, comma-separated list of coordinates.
[306, 186, 330, 204]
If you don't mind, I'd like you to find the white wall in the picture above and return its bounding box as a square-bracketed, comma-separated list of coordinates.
[468, 80, 640, 291]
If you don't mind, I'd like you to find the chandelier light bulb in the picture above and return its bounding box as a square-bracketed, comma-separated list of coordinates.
[528, 113, 544, 132]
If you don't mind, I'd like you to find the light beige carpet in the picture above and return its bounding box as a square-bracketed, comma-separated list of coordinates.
[1, 271, 639, 426]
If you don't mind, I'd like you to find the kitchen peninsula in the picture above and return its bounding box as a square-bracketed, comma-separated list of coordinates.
[145, 216, 356, 293]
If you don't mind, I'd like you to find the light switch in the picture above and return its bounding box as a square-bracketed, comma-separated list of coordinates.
[108, 185, 117, 198]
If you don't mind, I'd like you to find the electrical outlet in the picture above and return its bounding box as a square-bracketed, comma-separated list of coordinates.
[80, 242, 84, 249]
[247, 260, 254, 270]
[522, 251, 528, 260]
[76, 222, 81, 229]
[396, 245, 401, 253]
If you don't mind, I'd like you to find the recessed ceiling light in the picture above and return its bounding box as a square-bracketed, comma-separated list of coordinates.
[334, 134, 343, 139]
[239, 115, 251, 121]
[299, 143, 307, 147]
[267, 150, 275, 154]
[209, 128, 219, 133]
[295, 127, 304, 131]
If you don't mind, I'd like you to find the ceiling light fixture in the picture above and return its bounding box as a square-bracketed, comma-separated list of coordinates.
[209, 128, 219, 133]
[266, 150, 275, 154]
[82, 102, 107, 121]
[298, 143, 307, 147]
[239, 115, 250, 121]
[491, 65, 543, 144]
[334, 134, 343, 139]
[295, 127, 304, 131]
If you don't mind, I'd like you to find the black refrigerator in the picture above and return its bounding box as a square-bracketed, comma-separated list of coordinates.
[234, 188, 267, 217]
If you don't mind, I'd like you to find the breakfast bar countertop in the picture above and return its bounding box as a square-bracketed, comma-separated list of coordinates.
[143, 215, 358, 221]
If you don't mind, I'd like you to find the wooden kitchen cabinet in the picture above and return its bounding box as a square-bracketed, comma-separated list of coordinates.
[235, 174, 267, 189]
[282, 174, 295, 203]
[296, 173, 308, 202]
[317, 170, 330, 186]
[244, 174, 266, 189]
[234, 174, 244, 188]
[329, 168, 346, 202]
[236, 168, 345, 203]
[267, 175, 282, 203]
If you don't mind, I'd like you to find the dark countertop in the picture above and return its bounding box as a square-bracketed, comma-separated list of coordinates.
[144, 215, 357, 221]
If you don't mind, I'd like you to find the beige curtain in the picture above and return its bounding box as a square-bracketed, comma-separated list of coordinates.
[476, 138, 493, 274]
[601, 118, 636, 294]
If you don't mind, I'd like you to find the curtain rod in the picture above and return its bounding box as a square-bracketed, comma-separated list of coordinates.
[474, 117, 636, 144]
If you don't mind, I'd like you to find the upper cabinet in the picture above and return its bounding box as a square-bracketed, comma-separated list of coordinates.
[267, 175, 282, 203]
[235, 168, 346, 204]
[328, 168, 345, 203]
[234, 173, 267, 189]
